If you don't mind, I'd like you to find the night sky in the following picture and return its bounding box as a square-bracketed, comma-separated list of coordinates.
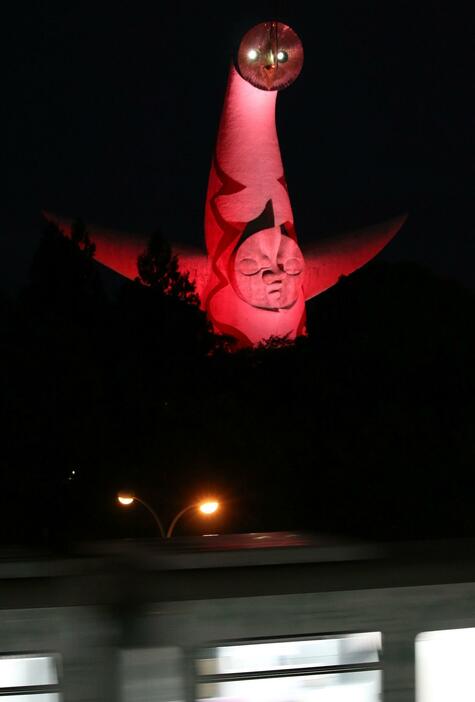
[3, 1, 474, 290]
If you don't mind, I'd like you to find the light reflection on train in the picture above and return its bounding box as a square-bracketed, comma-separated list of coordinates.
[1, 532, 475, 701]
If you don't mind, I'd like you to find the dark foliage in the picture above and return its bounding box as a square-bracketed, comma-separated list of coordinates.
[137, 229, 200, 306]
[0, 222, 474, 549]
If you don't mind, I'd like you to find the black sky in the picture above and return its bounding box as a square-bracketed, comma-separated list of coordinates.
[3, 1, 474, 290]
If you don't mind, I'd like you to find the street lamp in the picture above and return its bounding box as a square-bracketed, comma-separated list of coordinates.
[117, 492, 166, 537]
[165, 499, 219, 537]
[117, 492, 220, 538]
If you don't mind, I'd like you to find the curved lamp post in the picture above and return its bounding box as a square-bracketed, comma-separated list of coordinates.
[117, 492, 219, 538]
[117, 494, 166, 537]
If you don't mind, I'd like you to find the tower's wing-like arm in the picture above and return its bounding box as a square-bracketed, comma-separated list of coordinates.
[41, 211, 209, 298]
[302, 214, 407, 300]
[43, 210, 147, 280]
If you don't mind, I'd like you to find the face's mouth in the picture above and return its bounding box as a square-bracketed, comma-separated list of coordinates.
[266, 281, 283, 294]
[262, 62, 277, 88]
[266, 285, 283, 303]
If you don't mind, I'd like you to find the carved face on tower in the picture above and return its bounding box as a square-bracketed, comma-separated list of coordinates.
[231, 228, 304, 310]
[229, 200, 305, 311]
[237, 20, 304, 91]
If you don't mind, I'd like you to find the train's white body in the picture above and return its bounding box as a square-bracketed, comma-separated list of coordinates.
[1, 533, 474, 701]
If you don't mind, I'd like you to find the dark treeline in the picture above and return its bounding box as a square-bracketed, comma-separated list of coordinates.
[1, 221, 474, 548]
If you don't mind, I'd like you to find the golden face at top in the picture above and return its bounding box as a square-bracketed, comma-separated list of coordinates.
[237, 21, 304, 91]
[231, 228, 305, 310]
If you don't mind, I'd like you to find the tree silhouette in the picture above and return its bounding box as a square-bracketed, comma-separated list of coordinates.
[2, 217, 112, 547]
[70, 217, 96, 258]
[137, 229, 200, 306]
[24, 218, 102, 319]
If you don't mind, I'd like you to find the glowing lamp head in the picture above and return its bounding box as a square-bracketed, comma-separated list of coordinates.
[199, 500, 219, 515]
[237, 20, 303, 91]
[117, 494, 134, 506]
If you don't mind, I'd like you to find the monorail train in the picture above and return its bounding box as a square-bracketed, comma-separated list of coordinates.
[1, 532, 475, 701]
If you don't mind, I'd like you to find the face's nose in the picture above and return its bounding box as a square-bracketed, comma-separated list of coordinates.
[264, 51, 276, 70]
[262, 265, 284, 285]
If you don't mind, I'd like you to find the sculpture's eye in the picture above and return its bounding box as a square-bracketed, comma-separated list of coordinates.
[283, 257, 303, 275]
[237, 21, 303, 91]
[237, 258, 260, 276]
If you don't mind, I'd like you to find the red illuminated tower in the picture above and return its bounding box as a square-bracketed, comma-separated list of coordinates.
[45, 21, 405, 347]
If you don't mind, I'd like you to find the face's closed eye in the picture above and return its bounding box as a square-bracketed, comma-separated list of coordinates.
[237, 257, 260, 276]
[237, 21, 304, 91]
[282, 257, 304, 275]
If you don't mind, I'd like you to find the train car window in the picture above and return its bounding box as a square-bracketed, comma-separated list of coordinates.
[0, 653, 61, 701]
[416, 627, 475, 701]
[196, 633, 382, 702]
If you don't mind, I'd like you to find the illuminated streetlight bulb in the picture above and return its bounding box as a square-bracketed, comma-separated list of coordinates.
[118, 494, 134, 506]
[199, 500, 219, 515]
